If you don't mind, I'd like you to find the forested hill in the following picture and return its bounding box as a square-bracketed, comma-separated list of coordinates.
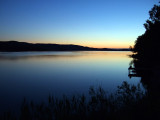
[0, 41, 130, 52]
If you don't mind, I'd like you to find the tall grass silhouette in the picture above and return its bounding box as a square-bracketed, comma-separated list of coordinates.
[3, 81, 157, 120]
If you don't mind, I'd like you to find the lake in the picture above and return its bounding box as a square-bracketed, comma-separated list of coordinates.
[0, 51, 140, 113]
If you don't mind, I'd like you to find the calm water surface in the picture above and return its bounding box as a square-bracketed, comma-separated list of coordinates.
[0, 51, 140, 112]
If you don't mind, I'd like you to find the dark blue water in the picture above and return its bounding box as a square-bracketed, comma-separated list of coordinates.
[0, 51, 140, 112]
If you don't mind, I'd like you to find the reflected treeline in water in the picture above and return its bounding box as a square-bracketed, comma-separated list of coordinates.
[0, 54, 79, 61]
[1, 81, 147, 120]
[0, 51, 87, 61]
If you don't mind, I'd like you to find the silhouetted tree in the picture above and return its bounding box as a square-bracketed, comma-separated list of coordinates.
[130, 2, 160, 105]
[133, 2, 160, 66]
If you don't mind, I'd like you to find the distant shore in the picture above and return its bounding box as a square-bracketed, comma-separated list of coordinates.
[0, 41, 130, 52]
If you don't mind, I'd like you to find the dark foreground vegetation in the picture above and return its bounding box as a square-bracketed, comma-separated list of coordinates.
[2, 81, 160, 120]
[0, 41, 129, 52]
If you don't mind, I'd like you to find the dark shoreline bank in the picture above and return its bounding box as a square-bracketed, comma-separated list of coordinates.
[0, 41, 130, 52]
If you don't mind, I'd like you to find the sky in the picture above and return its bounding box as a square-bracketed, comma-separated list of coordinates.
[0, 0, 158, 48]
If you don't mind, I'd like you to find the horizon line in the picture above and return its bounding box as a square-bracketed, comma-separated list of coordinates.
[0, 40, 130, 49]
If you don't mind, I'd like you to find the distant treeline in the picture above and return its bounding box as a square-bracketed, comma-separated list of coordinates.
[0, 41, 130, 52]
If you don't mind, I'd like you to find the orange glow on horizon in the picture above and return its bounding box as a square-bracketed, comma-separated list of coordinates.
[24, 39, 134, 49]
[76, 42, 133, 49]
[83, 44, 131, 49]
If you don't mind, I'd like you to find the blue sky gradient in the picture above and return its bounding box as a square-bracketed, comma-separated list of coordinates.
[0, 0, 158, 48]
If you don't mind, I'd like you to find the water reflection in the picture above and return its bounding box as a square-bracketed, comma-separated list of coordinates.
[0, 51, 140, 113]
[129, 56, 160, 97]
[127, 53, 160, 119]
